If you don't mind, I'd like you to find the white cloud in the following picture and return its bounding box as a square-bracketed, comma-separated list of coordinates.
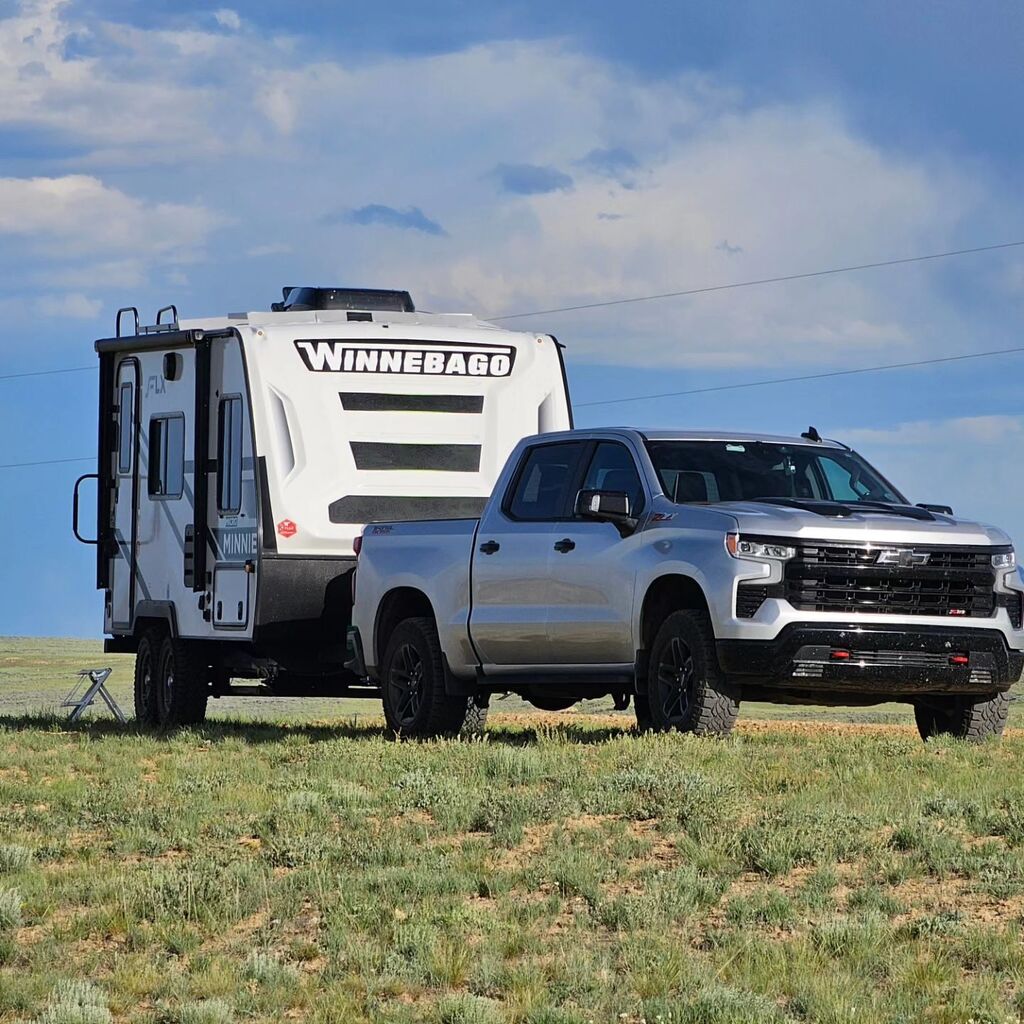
[214, 9, 242, 31]
[31, 292, 102, 318]
[0, 175, 220, 267]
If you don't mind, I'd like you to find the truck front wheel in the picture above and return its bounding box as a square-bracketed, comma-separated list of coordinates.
[381, 617, 469, 738]
[914, 692, 1010, 743]
[642, 609, 739, 737]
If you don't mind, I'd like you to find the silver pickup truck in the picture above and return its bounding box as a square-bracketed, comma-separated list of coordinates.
[350, 428, 1024, 741]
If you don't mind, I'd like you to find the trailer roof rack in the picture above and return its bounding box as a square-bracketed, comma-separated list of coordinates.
[115, 304, 180, 338]
[271, 287, 415, 313]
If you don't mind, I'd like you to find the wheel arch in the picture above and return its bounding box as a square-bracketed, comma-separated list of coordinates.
[374, 587, 436, 665]
[635, 574, 711, 691]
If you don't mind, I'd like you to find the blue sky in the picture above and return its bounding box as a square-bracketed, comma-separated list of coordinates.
[0, 0, 1022, 637]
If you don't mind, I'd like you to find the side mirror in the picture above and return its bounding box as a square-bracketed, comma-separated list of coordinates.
[916, 502, 954, 516]
[575, 489, 637, 535]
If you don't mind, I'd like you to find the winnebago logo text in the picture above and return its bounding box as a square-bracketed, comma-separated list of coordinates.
[293, 340, 515, 377]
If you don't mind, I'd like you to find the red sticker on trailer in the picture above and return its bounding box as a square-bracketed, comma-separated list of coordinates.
[277, 519, 297, 538]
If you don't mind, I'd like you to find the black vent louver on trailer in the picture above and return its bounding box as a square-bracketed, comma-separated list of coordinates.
[272, 287, 415, 313]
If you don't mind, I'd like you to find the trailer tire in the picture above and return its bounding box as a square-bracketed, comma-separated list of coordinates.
[646, 609, 739, 737]
[133, 629, 162, 728]
[914, 692, 1009, 743]
[156, 637, 209, 729]
[381, 617, 468, 738]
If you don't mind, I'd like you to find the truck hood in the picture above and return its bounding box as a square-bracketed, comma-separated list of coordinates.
[718, 500, 1012, 548]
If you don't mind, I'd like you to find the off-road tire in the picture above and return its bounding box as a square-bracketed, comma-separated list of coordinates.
[914, 692, 1010, 743]
[133, 629, 163, 728]
[461, 697, 490, 737]
[646, 609, 739, 736]
[156, 637, 209, 729]
[381, 617, 469, 738]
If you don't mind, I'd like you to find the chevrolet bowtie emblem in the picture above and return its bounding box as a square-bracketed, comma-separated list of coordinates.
[876, 548, 930, 567]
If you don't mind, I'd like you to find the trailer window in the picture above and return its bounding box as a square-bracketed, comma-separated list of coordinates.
[148, 415, 185, 499]
[217, 396, 243, 515]
[117, 381, 134, 475]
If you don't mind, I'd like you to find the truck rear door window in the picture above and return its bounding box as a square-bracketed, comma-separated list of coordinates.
[217, 396, 243, 515]
[507, 441, 585, 520]
[148, 414, 185, 500]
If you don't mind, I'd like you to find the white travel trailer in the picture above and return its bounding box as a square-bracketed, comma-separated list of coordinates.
[74, 287, 572, 727]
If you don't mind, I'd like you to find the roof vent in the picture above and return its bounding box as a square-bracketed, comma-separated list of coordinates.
[271, 287, 415, 313]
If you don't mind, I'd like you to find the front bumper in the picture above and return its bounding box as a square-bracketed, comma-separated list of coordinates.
[717, 623, 1024, 695]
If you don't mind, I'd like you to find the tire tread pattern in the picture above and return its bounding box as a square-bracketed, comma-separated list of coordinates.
[158, 637, 209, 728]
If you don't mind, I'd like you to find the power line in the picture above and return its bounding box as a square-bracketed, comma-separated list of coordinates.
[578, 345, 1024, 408]
[0, 456, 92, 469]
[0, 366, 94, 382]
[489, 239, 1024, 321]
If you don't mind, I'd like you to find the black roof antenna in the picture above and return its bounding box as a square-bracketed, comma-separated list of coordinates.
[801, 426, 822, 442]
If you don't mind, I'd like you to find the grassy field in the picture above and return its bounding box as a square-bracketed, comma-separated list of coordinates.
[3, 639, 1024, 1022]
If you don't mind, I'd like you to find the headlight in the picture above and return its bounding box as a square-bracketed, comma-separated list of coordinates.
[726, 534, 796, 561]
[992, 550, 1016, 570]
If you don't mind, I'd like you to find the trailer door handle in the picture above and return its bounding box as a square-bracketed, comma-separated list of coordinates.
[553, 538, 576, 553]
[479, 540, 500, 555]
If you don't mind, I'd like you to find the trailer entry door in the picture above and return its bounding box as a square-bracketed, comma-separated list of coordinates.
[110, 360, 139, 628]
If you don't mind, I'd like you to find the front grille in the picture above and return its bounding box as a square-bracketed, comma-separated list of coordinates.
[784, 542, 998, 619]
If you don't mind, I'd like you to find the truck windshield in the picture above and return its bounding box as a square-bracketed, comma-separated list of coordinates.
[645, 440, 907, 506]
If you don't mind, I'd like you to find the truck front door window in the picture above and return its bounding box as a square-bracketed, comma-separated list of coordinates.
[580, 441, 645, 517]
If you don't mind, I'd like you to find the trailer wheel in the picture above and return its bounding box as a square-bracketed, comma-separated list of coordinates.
[914, 692, 1010, 743]
[156, 637, 209, 729]
[133, 630, 162, 728]
[381, 617, 468, 738]
[646, 609, 739, 736]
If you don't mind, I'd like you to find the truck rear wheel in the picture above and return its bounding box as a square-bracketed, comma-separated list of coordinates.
[914, 692, 1010, 743]
[156, 637, 209, 729]
[645, 609, 739, 737]
[133, 630, 162, 728]
[381, 617, 469, 738]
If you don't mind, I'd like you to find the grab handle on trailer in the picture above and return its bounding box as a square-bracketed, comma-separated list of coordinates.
[156, 304, 178, 328]
[73, 474, 98, 544]
[116, 307, 139, 338]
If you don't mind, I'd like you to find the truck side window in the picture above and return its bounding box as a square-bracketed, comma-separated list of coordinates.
[507, 441, 585, 520]
[580, 442, 645, 517]
[148, 414, 185, 499]
[117, 381, 134, 475]
[217, 396, 243, 515]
